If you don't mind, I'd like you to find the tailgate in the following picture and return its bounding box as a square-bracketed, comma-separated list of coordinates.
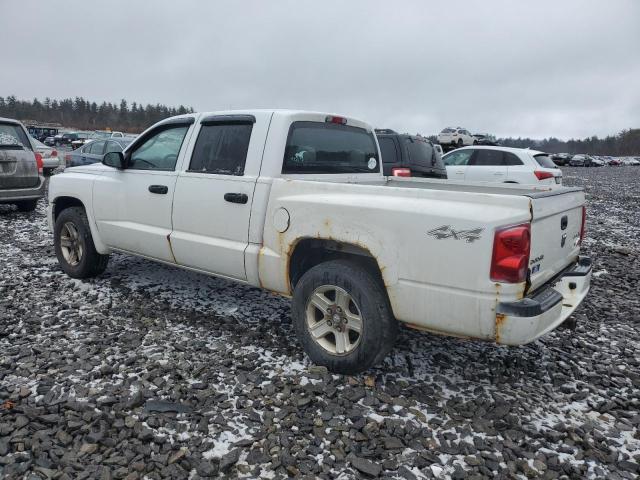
[528, 189, 584, 291]
[0, 148, 39, 189]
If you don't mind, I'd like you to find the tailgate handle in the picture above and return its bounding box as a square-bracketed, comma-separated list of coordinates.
[560, 215, 568, 230]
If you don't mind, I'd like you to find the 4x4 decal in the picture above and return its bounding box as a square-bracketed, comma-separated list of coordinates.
[427, 225, 484, 243]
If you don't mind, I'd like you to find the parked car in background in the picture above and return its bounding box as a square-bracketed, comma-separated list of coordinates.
[64, 137, 133, 167]
[56, 132, 89, 147]
[48, 109, 591, 373]
[375, 129, 447, 178]
[30, 137, 61, 176]
[437, 127, 476, 148]
[569, 154, 593, 167]
[622, 157, 640, 166]
[473, 133, 498, 146]
[70, 130, 127, 150]
[590, 157, 605, 167]
[443, 146, 562, 185]
[607, 157, 622, 166]
[44, 135, 57, 146]
[26, 124, 60, 142]
[0, 117, 45, 211]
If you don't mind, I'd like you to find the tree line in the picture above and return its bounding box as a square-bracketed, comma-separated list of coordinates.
[1, 95, 638, 154]
[0, 95, 194, 133]
[496, 130, 640, 156]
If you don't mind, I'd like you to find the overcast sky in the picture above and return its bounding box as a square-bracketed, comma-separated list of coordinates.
[1, 0, 638, 139]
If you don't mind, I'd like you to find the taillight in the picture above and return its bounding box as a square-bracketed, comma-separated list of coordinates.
[534, 171, 554, 180]
[34, 152, 43, 174]
[490, 223, 531, 283]
[392, 167, 411, 177]
[325, 116, 347, 125]
[51, 150, 58, 157]
[579, 206, 586, 245]
[64, 153, 72, 165]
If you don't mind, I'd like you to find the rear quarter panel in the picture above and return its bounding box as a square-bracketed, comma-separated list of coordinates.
[259, 178, 534, 340]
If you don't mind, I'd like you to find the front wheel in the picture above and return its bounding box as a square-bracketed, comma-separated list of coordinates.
[292, 260, 397, 374]
[54, 207, 109, 278]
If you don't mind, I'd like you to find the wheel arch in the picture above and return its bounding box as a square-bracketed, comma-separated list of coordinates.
[288, 238, 388, 293]
[51, 195, 109, 254]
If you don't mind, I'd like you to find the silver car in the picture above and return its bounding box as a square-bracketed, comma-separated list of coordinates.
[0, 117, 45, 211]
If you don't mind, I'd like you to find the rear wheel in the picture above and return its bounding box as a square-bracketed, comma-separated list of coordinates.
[292, 259, 397, 374]
[15, 199, 38, 212]
[54, 207, 109, 278]
[457, 139, 463, 147]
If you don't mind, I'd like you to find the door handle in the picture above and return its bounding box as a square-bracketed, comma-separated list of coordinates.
[494, 172, 504, 176]
[224, 193, 248, 204]
[148, 185, 168, 194]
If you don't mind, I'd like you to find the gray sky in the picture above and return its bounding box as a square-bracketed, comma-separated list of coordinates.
[1, 0, 639, 139]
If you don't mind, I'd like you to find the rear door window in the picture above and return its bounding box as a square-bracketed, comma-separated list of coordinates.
[105, 141, 123, 154]
[188, 123, 253, 176]
[504, 152, 523, 165]
[89, 141, 105, 155]
[283, 121, 379, 174]
[470, 149, 504, 166]
[533, 154, 557, 168]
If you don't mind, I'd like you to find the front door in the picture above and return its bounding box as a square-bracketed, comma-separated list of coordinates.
[443, 149, 473, 180]
[92, 123, 192, 262]
[170, 115, 259, 281]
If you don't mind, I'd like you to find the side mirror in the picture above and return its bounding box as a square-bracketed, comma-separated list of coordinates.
[103, 151, 126, 169]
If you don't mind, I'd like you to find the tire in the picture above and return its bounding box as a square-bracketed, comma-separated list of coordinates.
[43, 168, 54, 177]
[473, 140, 478, 145]
[15, 199, 38, 212]
[457, 139, 463, 147]
[54, 206, 109, 278]
[292, 259, 397, 374]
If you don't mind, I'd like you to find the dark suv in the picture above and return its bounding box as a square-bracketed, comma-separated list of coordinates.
[375, 130, 447, 178]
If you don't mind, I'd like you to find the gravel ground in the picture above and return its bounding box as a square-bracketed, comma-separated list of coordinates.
[1, 167, 639, 480]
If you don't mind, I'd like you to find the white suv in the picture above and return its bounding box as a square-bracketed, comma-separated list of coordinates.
[443, 146, 562, 185]
[437, 127, 476, 148]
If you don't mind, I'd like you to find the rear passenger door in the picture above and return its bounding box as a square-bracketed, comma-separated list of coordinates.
[465, 149, 507, 182]
[170, 114, 267, 281]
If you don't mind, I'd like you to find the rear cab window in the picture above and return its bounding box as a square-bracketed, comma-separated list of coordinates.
[0, 122, 32, 151]
[282, 121, 379, 174]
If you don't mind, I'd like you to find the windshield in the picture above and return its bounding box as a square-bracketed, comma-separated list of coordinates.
[441, 128, 455, 133]
[282, 121, 379, 174]
[0, 123, 31, 149]
[533, 154, 557, 168]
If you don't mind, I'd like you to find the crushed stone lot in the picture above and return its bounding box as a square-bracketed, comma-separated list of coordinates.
[1, 167, 639, 480]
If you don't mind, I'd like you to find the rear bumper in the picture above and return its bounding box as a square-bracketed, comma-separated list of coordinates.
[42, 157, 61, 169]
[495, 256, 591, 345]
[0, 176, 46, 203]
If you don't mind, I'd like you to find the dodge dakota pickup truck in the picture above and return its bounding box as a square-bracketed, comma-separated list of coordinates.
[48, 110, 591, 374]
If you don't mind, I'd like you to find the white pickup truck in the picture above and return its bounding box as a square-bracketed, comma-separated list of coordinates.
[48, 110, 591, 373]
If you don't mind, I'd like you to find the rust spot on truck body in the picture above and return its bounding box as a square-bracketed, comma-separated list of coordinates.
[166, 233, 177, 263]
[495, 313, 507, 343]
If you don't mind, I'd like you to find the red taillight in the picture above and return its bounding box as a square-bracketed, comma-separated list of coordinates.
[534, 171, 554, 180]
[64, 153, 72, 165]
[325, 116, 347, 125]
[490, 223, 531, 283]
[392, 167, 411, 177]
[579, 206, 586, 245]
[51, 150, 58, 157]
[34, 152, 43, 174]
